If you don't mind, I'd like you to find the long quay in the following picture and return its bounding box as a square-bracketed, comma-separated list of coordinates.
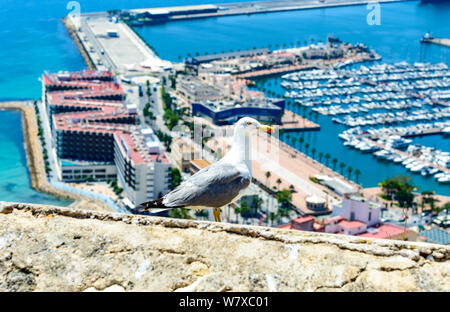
[129, 0, 414, 22]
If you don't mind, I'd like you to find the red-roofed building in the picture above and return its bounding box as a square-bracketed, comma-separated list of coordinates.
[357, 223, 419, 241]
[337, 220, 367, 235]
[42, 70, 171, 206]
[277, 216, 315, 231]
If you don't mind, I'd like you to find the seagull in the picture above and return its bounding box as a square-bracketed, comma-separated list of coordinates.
[137, 117, 273, 222]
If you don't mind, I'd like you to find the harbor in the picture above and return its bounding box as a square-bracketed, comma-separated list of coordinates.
[2, 0, 450, 211]
[57, 0, 450, 200]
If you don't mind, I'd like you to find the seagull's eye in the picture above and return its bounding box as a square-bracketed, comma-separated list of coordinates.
[246, 121, 252, 126]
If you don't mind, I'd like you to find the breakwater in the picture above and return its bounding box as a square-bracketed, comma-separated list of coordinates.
[62, 17, 96, 70]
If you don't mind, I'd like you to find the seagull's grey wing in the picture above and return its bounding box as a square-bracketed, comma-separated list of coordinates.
[162, 161, 251, 208]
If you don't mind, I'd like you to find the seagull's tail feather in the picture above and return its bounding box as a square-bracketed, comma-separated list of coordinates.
[135, 198, 182, 213]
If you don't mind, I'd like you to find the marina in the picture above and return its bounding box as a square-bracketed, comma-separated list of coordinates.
[340, 121, 450, 183]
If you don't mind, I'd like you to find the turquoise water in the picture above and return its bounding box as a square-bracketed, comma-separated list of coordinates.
[0, 110, 72, 205]
[0, 0, 449, 202]
[0, 0, 244, 204]
[135, 0, 450, 195]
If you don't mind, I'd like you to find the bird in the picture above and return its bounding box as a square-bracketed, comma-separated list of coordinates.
[136, 117, 273, 222]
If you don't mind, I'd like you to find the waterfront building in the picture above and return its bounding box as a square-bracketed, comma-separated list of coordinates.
[176, 75, 222, 106]
[192, 98, 285, 125]
[42, 70, 171, 206]
[114, 128, 171, 205]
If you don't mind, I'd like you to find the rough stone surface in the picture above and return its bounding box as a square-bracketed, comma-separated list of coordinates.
[0, 202, 449, 292]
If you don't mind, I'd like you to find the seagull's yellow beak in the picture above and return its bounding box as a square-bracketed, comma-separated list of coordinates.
[257, 125, 273, 134]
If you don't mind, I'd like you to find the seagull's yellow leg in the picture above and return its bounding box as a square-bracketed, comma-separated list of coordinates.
[213, 207, 221, 222]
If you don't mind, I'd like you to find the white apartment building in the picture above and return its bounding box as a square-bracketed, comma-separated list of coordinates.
[114, 128, 171, 207]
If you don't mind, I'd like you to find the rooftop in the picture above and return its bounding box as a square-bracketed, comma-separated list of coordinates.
[358, 223, 410, 239]
[45, 70, 168, 165]
[1, 202, 448, 291]
[420, 229, 450, 245]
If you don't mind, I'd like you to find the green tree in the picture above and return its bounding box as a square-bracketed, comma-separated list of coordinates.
[332, 157, 338, 170]
[354, 169, 361, 184]
[170, 168, 182, 190]
[339, 162, 346, 174]
[276, 189, 292, 209]
[265, 171, 271, 188]
[379, 175, 416, 208]
[239, 201, 251, 218]
[276, 178, 282, 190]
[304, 143, 310, 154]
[169, 208, 192, 219]
[347, 166, 353, 180]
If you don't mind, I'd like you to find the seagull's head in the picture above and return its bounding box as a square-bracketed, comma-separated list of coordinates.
[235, 117, 273, 135]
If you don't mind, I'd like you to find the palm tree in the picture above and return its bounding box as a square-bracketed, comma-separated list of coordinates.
[339, 162, 346, 174]
[347, 166, 353, 180]
[325, 153, 331, 166]
[354, 169, 361, 184]
[265, 171, 271, 188]
[299, 137, 304, 150]
[289, 184, 295, 193]
[311, 147, 316, 159]
[319, 152, 324, 163]
[276, 178, 282, 190]
[304, 143, 310, 154]
[291, 137, 297, 147]
[332, 157, 338, 170]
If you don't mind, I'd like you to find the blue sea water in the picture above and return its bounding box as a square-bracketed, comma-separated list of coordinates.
[0, 110, 72, 205]
[0, 0, 449, 203]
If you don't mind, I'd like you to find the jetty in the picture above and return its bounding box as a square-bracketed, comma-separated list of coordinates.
[127, 0, 414, 22]
[422, 38, 450, 48]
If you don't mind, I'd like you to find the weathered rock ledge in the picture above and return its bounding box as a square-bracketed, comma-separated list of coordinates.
[0, 201, 449, 292]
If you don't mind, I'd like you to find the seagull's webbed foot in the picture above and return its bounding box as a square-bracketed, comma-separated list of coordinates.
[213, 207, 221, 222]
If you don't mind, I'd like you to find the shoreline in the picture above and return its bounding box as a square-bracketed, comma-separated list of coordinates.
[0, 101, 111, 211]
[62, 17, 96, 70]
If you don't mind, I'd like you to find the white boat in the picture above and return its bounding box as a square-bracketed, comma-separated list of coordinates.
[438, 175, 450, 183]
[411, 164, 426, 172]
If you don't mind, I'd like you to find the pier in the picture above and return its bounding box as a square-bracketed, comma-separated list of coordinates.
[366, 127, 445, 140]
[236, 64, 317, 79]
[128, 0, 413, 22]
[421, 37, 450, 48]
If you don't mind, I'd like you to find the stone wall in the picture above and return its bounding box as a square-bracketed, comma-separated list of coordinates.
[0, 201, 448, 292]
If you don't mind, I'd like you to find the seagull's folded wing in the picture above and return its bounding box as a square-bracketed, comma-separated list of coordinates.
[162, 161, 251, 208]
